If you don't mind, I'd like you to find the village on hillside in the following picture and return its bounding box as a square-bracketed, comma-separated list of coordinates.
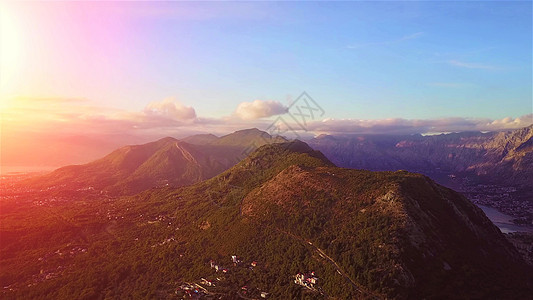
[175, 255, 322, 299]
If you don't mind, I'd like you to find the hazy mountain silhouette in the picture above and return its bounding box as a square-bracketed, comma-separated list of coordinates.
[25, 128, 286, 195]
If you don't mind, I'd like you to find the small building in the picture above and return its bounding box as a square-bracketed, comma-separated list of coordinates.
[210, 260, 222, 272]
[200, 278, 215, 287]
[294, 272, 319, 289]
[231, 255, 241, 265]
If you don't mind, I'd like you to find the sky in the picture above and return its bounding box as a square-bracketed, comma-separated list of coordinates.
[1, 1, 532, 170]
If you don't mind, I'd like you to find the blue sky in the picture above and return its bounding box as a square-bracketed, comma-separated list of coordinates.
[1, 1, 532, 168]
[116, 1, 533, 120]
[2, 1, 531, 120]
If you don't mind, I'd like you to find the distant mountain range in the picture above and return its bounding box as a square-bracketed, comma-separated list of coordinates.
[307, 125, 532, 184]
[23, 125, 532, 223]
[307, 125, 533, 221]
[26, 128, 286, 195]
[4, 140, 531, 298]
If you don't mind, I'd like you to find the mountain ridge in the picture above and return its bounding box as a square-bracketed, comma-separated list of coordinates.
[2, 140, 532, 299]
[307, 125, 533, 223]
[23, 129, 287, 195]
[161, 140, 531, 298]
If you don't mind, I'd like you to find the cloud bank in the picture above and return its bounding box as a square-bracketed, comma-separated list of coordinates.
[144, 97, 197, 121]
[1, 96, 531, 169]
[234, 100, 287, 120]
[305, 115, 532, 135]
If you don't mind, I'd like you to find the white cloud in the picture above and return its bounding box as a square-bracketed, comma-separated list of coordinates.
[303, 115, 533, 135]
[144, 97, 196, 120]
[486, 114, 533, 130]
[234, 100, 287, 120]
[3, 95, 532, 169]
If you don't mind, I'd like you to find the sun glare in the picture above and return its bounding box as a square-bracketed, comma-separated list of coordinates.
[0, 3, 25, 102]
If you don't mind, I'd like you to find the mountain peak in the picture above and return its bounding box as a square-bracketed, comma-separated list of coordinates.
[181, 134, 219, 145]
[247, 140, 333, 164]
[234, 127, 265, 134]
[156, 136, 178, 143]
[225, 128, 272, 139]
[23, 130, 289, 195]
[212, 128, 287, 147]
[206, 140, 335, 190]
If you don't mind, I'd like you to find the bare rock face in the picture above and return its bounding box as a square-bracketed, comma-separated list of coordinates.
[468, 125, 533, 185]
[307, 125, 533, 186]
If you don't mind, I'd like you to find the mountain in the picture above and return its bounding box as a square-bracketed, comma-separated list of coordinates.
[210, 128, 286, 147]
[24, 137, 207, 194]
[24, 129, 286, 195]
[3, 141, 530, 299]
[468, 125, 533, 186]
[307, 126, 533, 179]
[205, 141, 531, 298]
[181, 133, 219, 145]
[183, 128, 287, 148]
[307, 125, 533, 223]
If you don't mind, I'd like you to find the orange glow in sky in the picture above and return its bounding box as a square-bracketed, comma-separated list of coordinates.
[0, 1, 531, 172]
